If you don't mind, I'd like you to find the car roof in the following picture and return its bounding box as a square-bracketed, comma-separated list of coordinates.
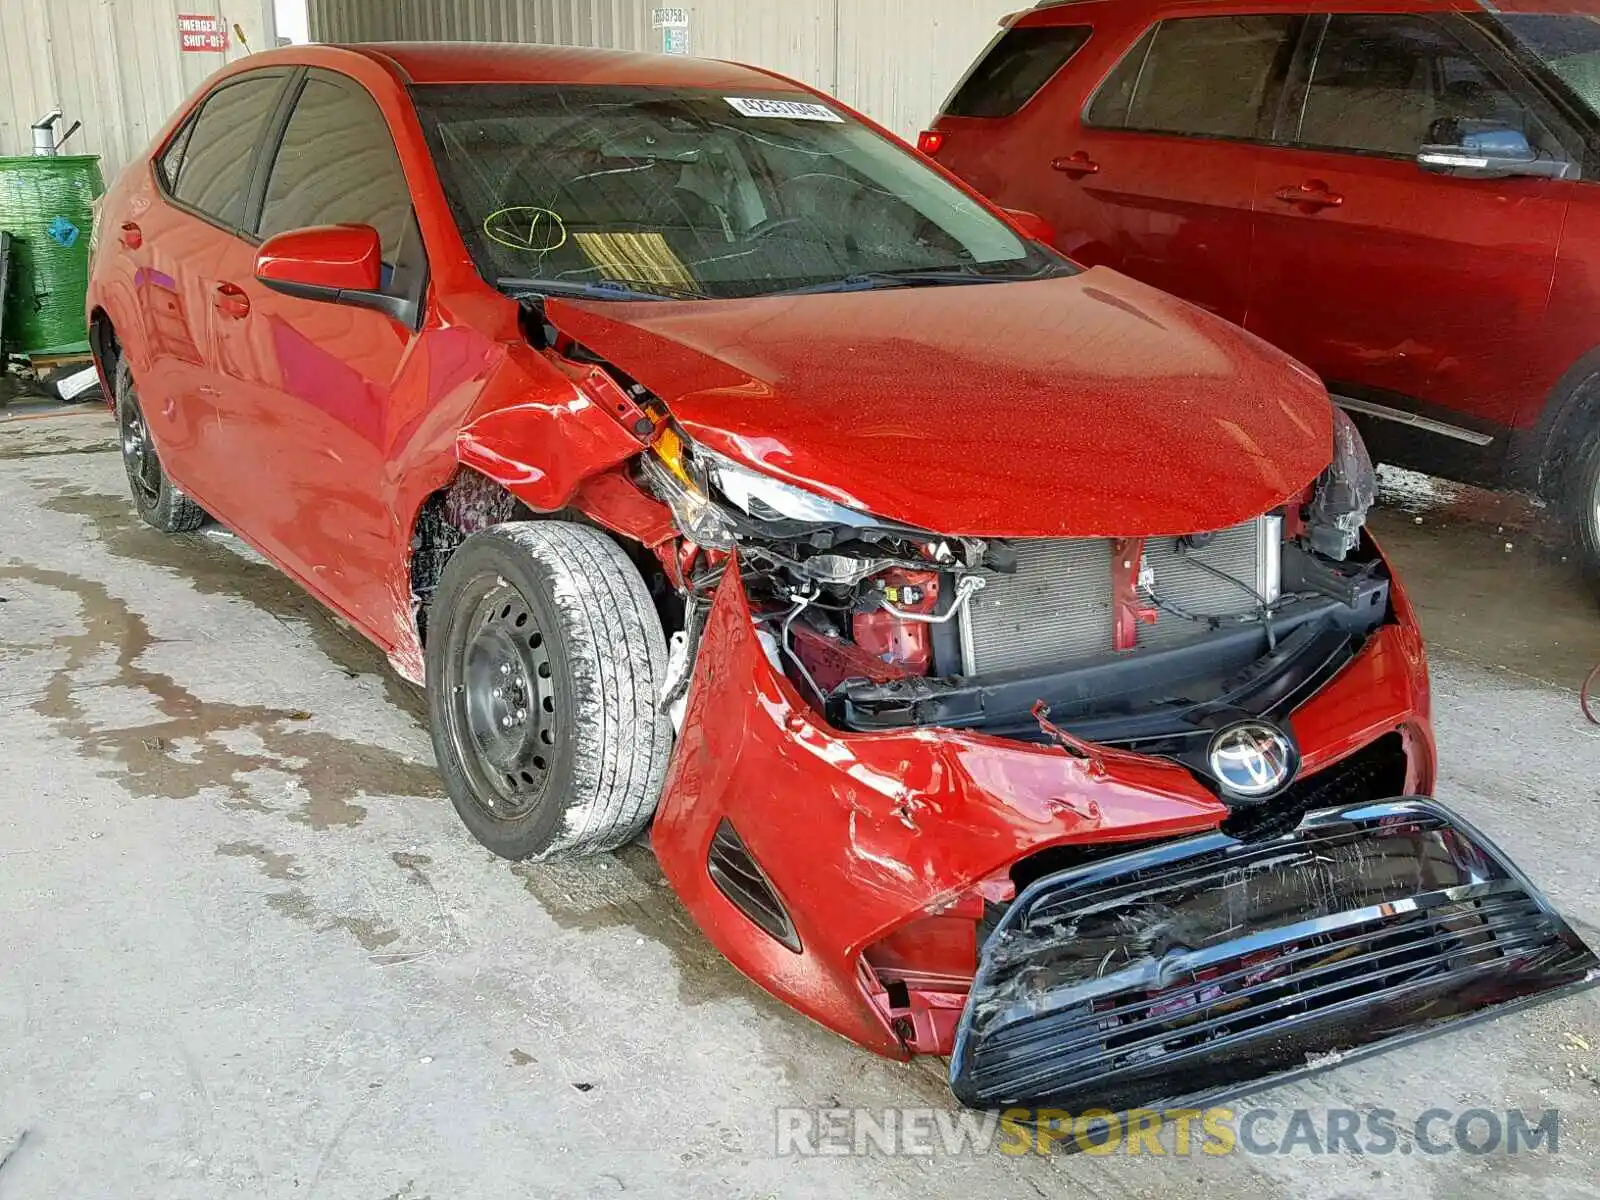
[1021, 0, 1597, 17]
[335, 41, 799, 91]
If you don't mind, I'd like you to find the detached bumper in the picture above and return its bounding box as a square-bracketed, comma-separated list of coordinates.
[950, 799, 1599, 1111]
[652, 564, 1432, 1059]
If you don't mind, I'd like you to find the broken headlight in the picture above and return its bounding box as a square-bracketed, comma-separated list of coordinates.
[646, 426, 879, 546]
[1304, 407, 1377, 561]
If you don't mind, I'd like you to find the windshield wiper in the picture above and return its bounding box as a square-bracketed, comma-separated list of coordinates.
[774, 265, 1041, 296]
[496, 276, 704, 302]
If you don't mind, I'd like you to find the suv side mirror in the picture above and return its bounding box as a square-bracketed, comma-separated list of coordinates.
[1417, 118, 1573, 181]
[255, 223, 415, 322]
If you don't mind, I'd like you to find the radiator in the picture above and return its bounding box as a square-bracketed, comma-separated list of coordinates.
[960, 517, 1281, 675]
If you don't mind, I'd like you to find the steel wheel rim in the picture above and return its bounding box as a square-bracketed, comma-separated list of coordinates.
[118, 393, 161, 506]
[444, 580, 559, 822]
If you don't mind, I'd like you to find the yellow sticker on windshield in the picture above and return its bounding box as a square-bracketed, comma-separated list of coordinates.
[574, 232, 695, 292]
[483, 207, 568, 254]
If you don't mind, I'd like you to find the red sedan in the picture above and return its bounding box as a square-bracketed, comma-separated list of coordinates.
[85, 42, 1595, 1113]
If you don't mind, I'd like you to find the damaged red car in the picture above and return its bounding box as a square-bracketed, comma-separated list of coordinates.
[86, 42, 1596, 1115]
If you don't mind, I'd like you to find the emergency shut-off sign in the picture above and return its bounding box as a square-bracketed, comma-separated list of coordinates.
[177, 13, 228, 52]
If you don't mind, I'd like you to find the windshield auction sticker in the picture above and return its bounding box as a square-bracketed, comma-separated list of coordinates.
[724, 97, 843, 122]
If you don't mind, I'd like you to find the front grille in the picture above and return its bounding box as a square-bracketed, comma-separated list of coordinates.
[950, 800, 1599, 1112]
[961, 518, 1279, 675]
[1224, 732, 1409, 841]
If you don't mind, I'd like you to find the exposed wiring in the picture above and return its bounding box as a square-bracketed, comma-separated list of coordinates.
[871, 573, 987, 624]
[1165, 544, 1279, 649]
[778, 590, 829, 708]
[1583, 661, 1599, 726]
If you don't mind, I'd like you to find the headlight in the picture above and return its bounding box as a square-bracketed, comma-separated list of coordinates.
[699, 447, 875, 527]
[1305, 407, 1377, 560]
[648, 427, 878, 544]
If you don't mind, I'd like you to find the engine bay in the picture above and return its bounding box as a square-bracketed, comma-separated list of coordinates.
[639, 402, 1389, 776]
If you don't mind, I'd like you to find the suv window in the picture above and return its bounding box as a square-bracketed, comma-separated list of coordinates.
[167, 74, 286, 229]
[258, 74, 412, 264]
[1295, 14, 1558, 158]
[1087, 15, 1299, 139]
[944, 26, 1093, 118]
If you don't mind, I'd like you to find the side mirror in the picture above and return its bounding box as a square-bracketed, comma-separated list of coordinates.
[254, 223, 415, 322]
[1418, 118, 1573, 181]
[1002, 207, 1057, 247]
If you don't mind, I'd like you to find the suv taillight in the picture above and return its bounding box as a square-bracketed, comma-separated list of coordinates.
[916, 130, 945, 157]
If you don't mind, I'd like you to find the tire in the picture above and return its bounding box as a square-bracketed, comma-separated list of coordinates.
[424, 521, 673, 861]
[114, 357, 207, 533]
[1571, 423, 1600, 600]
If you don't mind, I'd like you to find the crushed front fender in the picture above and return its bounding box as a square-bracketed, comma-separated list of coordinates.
[950, 798, 1599, 1112]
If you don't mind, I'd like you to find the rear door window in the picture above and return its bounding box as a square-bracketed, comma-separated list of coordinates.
[1086, 15, 1300, 139]
[1291, 14, 1561, 158]
[167, 73, 287, 230]
[944, 26, 1093, 117]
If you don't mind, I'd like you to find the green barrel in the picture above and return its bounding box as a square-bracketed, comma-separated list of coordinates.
[0, 155, 104, 356]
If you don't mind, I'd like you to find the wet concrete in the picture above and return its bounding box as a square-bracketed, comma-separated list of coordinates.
[1370, 465, 1600, 691]
[1, 406, 1597, 1200]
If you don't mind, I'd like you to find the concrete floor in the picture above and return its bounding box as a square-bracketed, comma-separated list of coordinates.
[1, 400, 1597, 1200]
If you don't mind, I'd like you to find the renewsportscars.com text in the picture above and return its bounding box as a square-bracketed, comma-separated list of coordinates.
[774, 1106, 1561, 1158]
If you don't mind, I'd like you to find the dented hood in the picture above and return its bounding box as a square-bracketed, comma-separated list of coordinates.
[547, 267, 1333, 537]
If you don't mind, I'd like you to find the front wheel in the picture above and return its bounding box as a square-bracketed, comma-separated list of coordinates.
[424, 521, 673, 861]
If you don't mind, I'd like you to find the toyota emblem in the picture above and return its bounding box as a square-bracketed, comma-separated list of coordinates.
[1207, 722, 1296, 798]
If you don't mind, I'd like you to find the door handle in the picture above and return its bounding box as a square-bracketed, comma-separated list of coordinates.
[1051, 151, 1101, 178]
[1273, 181, 1344, 211]
[118, 221, 142, 249]
[214, 282, 250, 319]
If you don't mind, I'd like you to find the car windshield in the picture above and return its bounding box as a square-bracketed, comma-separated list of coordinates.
[1491, 12, 1600, 116]
[409, 84, 1069, 300]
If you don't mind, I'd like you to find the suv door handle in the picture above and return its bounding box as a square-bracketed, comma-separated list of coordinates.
[214, 282, 250, 319]
[118, 221, 142, 249]
[1274, 181, 1344, 211]
[1051, 151, 1101, 178]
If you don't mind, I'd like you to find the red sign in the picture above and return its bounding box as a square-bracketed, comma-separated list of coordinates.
[177, 13, 229, 52]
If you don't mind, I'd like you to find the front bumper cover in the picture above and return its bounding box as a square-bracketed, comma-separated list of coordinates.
[950, 798, 1599, 1111]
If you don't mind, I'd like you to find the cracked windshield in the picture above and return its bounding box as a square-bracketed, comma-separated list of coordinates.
[411, 84, 1070, 299]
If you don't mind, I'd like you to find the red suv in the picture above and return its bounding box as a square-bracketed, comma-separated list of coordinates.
[926, 0, 1600, 590]
[85, 42, 1596, 1114]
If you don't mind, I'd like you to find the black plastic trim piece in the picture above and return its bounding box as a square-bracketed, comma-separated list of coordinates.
[836, 588, 1385, 743]
[707, 820, 802, 954]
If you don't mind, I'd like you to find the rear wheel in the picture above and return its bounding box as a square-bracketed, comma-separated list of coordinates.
[115, 358, 206, 533]
[1573, 424, 1600, 601]
[424, 521, 673, 861]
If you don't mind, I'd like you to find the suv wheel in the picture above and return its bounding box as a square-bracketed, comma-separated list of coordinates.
[424, 521, 673, 861]
[114, 358, 207, 533]
[1574, 424, 1600, 600]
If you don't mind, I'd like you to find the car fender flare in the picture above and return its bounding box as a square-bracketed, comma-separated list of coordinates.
[455, 348, 651, 515]
[1509, 343, 1600, 498]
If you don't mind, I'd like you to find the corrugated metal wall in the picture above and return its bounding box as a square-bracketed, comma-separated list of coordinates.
[310, 0, 654, 57]
[307, 0, 1017, 139]
[0, 0, 276, 181]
